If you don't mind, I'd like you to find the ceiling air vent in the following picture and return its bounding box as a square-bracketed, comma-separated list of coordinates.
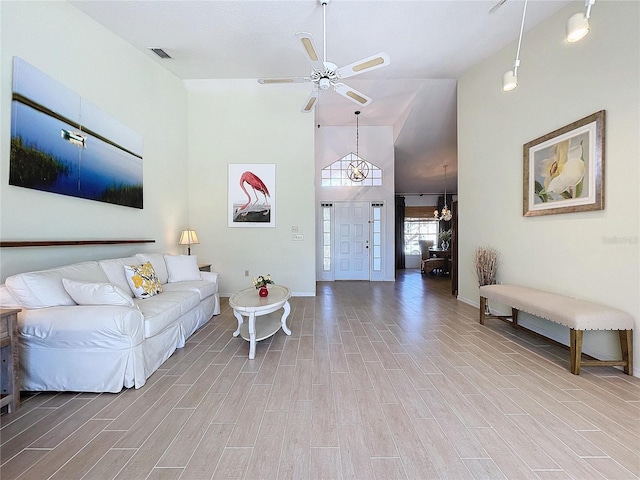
[148, 48, 171, 59]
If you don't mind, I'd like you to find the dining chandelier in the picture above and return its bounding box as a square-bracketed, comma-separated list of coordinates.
[434, 164, 452, 221]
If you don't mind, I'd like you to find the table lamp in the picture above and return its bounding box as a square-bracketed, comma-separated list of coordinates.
[178, 229, 199, 255]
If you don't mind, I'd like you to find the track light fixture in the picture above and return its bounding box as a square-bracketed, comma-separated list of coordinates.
[567, 0, 595, 43]
[502, 0, 528, 92]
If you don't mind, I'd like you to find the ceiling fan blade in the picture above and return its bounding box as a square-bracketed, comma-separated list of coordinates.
[301, 89, 319, 113]
[336, 52, 390, 79]
[257, 77, 309, 84]
[489, 0, 508, 13]
[295, 32, 325, 70]
[333, 83, 372, 107]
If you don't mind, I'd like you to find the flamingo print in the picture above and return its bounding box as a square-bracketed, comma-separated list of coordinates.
[236, 171, 270, 215]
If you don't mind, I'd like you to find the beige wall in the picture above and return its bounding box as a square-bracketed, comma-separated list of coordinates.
[185, 80, 316, 296]
[0, 1, 189, 279]
[458, 1, 639, 374]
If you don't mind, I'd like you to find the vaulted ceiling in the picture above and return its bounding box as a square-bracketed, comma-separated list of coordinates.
[71, 0, 572, 194]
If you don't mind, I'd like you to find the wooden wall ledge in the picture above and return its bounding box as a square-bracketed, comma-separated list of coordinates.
[0, 240, 155, 247]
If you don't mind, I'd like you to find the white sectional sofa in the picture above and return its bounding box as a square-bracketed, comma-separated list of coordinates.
[0, 253, 220, 393]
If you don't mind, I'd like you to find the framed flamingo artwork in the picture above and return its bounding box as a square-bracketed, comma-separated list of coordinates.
[228, 163, 276, 227]
[523, 110, 605, 217]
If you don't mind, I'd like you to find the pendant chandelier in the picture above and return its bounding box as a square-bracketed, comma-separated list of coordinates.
[347, 110, 369, 182]
[434, 164, 452, 221]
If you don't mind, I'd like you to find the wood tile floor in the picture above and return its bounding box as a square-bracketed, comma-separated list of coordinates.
[1, 270, 639, 479]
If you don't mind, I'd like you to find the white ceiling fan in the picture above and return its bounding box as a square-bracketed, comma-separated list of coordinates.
[257, 0, 390, 113]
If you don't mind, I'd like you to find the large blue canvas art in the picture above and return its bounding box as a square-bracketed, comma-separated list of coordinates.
[10, 57, 144, 208]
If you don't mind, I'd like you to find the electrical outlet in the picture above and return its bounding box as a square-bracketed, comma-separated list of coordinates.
[292, 234, 304, 241]
[291, 225, 299, 233]
[245, 270, 249, 277]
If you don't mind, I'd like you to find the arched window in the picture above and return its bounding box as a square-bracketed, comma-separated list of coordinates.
[321, 153, 382, 187]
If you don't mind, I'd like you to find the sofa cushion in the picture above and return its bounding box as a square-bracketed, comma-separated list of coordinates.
[124, 262, 163, 299]
[162, 280, 218, 301]
[135, 253, 169, 284]
[19, 305, 145, 348]
[5, 261, 108, 309]
[134, 290, 200, 338]
[98, 257, 140, 297]
[165, 255, 201, 283]
[62, 278, 136, 308]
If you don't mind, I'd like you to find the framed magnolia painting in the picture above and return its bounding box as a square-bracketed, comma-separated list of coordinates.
[523, 110, 605, 217]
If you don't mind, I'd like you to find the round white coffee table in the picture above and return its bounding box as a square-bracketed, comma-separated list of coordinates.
[229, 284, 292, 359]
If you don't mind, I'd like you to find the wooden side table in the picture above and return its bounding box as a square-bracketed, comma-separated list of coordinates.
[198, 263, 212, 272]
[1, 308, 21, 413]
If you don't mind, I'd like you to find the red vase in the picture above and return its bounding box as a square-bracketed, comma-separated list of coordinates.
[259, 286, 269, 297]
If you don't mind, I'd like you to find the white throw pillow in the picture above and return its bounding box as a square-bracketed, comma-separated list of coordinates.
[62, 278, 136, 307]
[164, 255, 201, 283]
[135, 253, 169, 284]
[98, 257, 139, 297]
[124, 262, 163, 299]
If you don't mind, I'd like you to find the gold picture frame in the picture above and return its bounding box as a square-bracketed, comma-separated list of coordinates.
[523, 110, 605, 217]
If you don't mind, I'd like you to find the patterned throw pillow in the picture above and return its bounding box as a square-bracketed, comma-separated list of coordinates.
[124, 262, 163, 299]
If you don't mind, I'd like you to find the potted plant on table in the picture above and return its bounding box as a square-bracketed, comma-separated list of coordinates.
[253, 274, 274, 297]
[439, 229, 452, 250]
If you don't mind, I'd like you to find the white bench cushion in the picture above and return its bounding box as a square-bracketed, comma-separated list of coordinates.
[480, 284, 634, 331]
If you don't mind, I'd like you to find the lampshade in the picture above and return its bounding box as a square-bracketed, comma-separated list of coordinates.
[566, 12, 590, 42]
[179, 230, 199, 245]
[178, 230, 199, 256]
[502, 70, 518, 92]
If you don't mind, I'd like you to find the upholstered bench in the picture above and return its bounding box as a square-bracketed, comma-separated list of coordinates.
[479, 284, 634, 375]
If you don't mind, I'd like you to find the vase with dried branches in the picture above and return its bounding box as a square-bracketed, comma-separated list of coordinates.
[475, 246, 499, 313]
[475, 246, 499, 286]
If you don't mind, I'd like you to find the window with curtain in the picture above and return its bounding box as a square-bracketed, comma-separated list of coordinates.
[403, 205, 439, 255]
[404, 217, 439, 255]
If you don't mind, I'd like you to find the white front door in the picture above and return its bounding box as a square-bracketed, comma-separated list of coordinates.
[334, 201, 370, 280]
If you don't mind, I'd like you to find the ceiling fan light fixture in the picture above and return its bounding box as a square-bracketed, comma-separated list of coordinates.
[257, 0, 389, 112]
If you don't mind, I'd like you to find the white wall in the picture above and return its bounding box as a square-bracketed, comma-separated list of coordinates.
[315, 125, 395, 281]
[185, 80, 316, 296]
[458, 1, 639, 373]
[0, 1, 189, 280]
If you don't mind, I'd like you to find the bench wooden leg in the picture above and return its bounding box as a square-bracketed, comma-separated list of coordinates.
[619, 329, 633, 375]
[479, 297, 487, 325]
[570, 329, 583, 375]
[511, 308, 518, 328]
